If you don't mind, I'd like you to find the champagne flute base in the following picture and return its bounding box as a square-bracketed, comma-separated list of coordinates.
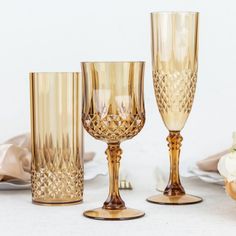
[146, 194, 203, 205]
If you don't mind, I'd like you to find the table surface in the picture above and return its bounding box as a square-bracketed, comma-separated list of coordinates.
[0, 172, 236, 236]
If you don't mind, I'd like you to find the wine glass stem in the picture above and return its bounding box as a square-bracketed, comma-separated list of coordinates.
[103, 142, 126, 210]
[164, 131, 185, 196]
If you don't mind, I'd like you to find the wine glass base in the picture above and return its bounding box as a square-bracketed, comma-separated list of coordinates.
[83, 207, 145, 220]
[146, 194, 203, 205]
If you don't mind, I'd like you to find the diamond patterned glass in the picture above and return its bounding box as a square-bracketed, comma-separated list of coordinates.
[30, 72, 84, 205]
[82, 62, 145, 220]
[147, 12, 203, 205]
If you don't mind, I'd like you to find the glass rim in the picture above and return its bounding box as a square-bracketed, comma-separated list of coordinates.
[29, 72, 81, 74]
[151, 11, 199, 15]
[81, 61, 145, 64]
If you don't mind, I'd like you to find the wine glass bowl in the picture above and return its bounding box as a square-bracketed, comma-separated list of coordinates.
[82, 61, 145, 220]
[83, 112, 145, 143]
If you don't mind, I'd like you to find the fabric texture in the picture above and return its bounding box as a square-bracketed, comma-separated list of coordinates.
[197, 149, 229, 172]
[0, 134, 92, 181]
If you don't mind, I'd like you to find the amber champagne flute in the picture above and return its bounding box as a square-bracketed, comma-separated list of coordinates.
[147, 12, 202, 205]
[82, 61, 145, 220]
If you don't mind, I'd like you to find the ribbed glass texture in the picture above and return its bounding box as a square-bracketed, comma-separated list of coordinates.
[30, 72, 83, 205]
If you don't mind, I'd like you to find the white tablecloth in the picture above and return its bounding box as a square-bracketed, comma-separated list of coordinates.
[0, 175, 236, 236]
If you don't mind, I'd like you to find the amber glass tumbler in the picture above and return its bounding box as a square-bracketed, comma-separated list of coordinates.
[30, 72, 84, 205]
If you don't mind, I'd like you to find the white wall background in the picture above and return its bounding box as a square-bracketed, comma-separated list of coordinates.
[0, 0, 235, 172]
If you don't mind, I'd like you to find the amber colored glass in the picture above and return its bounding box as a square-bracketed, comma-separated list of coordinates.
[82, 62, 145, 220]
[147, 12, 203, 205]
[30, 72, 84, 205]
[225, 181, 236, 200]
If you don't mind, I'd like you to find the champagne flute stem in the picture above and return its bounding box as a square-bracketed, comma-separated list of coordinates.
[103, 142, 126, 210]
[164, 131, 185, 196]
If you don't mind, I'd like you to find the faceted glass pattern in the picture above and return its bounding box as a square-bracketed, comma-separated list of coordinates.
[30, 72, 84, 205]
[82, 62, 145, 220]
[147, 12, 202, 205]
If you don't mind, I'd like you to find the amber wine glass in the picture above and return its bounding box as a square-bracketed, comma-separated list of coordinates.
[147, 12, 202, 205]
[82, 61, 145, 220]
